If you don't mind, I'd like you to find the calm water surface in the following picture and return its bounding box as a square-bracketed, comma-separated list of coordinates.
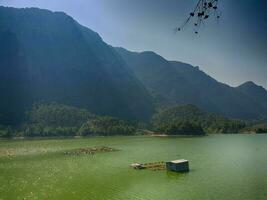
[0, 135, 266, 200]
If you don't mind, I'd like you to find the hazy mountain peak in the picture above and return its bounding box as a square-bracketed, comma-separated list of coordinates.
[238, 81, 266, 91]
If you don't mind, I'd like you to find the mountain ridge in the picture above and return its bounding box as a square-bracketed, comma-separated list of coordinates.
[116, 47, 267, 120]
[0, 6, 267, 125]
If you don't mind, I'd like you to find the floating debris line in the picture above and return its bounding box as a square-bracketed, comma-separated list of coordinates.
[131, 161, 166, 171]
[175, 0, 221, 34]
[131, 160, 190, 172]
[64, 146, 119, 156]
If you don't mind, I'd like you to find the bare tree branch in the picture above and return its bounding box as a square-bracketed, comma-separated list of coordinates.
[175, 0, 221, 34]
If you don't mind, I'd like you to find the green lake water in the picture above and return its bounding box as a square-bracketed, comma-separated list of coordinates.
[0, 135, 266, 200]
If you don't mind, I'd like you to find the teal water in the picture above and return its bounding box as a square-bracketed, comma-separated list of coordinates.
[0, 135, 266, 200]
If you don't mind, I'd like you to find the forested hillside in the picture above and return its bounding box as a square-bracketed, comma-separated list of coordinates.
[0, 103, 136, 137]
[152, 104, 246, 134]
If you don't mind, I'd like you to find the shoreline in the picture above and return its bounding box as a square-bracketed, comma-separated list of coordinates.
[1, 132, 266, 141]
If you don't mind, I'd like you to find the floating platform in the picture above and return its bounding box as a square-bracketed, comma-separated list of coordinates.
[166, 159, 189, 172]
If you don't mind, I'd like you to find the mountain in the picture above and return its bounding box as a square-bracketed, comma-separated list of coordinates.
[116, 47, 267, 120]
[236, 81, 267, 110]
[1, 6, 266, 126]
[0, 6, 154, 125]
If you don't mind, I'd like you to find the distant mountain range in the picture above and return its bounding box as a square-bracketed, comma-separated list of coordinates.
[0, 6, 266, 125]
[116, 48, 267, 120]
